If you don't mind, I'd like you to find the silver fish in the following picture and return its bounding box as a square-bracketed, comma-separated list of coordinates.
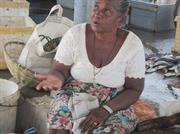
[146, 67, 158, 73]
[164, 72, 176, 77]
[146, 60, 155, 68]
[153, 60, 174, 67]
[168, 64, 180, 71]
[155, 57, 177, 64]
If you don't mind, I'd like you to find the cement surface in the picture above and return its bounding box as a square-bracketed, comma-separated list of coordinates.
[15, 83, 50, 134]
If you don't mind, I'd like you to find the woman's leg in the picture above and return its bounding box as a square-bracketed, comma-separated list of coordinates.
[92, 106, 138, 134]
[47, 90, 73, 133]
[48, 128, 70, 134]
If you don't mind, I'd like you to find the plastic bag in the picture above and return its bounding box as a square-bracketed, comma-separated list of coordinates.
[133, 100, 158, 122]
[18, 4, 73, 73]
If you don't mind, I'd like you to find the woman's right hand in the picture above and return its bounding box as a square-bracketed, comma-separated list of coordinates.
[35, 73, 64, 91]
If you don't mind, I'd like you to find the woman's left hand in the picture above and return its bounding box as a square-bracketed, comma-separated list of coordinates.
[79, 107, 110, 134]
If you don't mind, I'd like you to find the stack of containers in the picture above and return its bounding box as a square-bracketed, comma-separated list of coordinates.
[0, 0, 36, 70]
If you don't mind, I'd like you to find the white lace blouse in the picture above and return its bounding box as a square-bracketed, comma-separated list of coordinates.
[54, 23, 145, 90]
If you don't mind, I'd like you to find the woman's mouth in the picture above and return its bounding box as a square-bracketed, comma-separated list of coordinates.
[93, 21, 100, 25]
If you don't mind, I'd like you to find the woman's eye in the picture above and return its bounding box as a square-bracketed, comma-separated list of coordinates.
[104, 9, 111, 16]
[94, 5, 98, 10]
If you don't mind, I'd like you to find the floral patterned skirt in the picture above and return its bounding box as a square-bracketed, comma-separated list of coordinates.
[48, 78, 138, 134]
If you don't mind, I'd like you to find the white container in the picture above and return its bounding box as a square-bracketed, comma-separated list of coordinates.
[0, 16, 36, 70]
[0, 79, 19, 133]
[0, 0, 29, 16]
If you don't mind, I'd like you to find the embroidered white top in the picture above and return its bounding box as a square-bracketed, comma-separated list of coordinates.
[54, 23, 145, 90]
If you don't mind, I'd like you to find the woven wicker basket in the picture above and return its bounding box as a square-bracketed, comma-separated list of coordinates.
[0, 59, 7, 69]
[3, 41, 40, 87]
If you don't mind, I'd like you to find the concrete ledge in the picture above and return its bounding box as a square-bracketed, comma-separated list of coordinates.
[15, 86, 50, 134]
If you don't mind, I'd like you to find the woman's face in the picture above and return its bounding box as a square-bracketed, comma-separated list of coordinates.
[91, 0, 122, 33]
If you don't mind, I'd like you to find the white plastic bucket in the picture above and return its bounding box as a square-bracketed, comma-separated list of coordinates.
[0, 79, 19, 133]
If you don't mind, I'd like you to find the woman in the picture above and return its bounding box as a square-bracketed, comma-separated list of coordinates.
[35, 0, 145, 133]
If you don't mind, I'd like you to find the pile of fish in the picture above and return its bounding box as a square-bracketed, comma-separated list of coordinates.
[146, 54, 180, 78]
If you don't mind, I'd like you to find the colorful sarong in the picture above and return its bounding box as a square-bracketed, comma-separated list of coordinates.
[48, 78, 138, 134]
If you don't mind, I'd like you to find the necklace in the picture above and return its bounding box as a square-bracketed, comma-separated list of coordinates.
[92, 32, 118, 86]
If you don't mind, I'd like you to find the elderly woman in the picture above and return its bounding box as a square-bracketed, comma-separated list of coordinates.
[35, 0, 145, 133]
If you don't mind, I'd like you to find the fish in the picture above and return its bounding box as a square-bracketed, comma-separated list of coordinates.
[162, 68, 168, 73]
[175, 72, 180, 77]
[174, 67, 180, 73]
[164, 72, 177, 78]
[153, 60, 174, 67]
[146, 67, 158, 73]
[146, 65, 167, 73]
[145, 54, 180, 78]
[156, 65, 169, 70]
[155, 57, 177, 65]
[146, 60, 155, 67]
[168, 64, 180, 71]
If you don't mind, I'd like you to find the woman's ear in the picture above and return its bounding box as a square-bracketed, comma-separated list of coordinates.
[117, 14, 128, 28]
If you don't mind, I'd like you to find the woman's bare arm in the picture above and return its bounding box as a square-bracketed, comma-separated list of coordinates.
[49, 60, 71, 83]
[106, 77, 144, 112]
